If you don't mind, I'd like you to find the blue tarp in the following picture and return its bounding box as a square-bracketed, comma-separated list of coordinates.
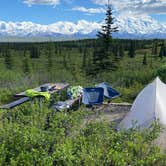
[82, 87, 104, 105]
[96, 82, 120, 99]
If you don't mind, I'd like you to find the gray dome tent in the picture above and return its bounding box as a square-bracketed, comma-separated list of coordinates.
[96, 82, 120, 99]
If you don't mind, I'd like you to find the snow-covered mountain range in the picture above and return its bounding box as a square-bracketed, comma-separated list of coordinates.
[0, 14, 165, 40]
[114, 14, 166, 39]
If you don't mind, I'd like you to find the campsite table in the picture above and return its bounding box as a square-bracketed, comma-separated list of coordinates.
[1, 83, 69, 109]
[14, 83, 69, 97]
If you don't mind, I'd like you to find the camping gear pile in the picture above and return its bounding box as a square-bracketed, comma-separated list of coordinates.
[52, 83, 120, 111]
[52, 86, 83, 111]
[0, 81, 120, 110]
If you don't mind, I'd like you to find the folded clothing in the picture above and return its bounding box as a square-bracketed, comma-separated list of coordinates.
[25, 89, 51, 101]
[67, 86, 83, 99]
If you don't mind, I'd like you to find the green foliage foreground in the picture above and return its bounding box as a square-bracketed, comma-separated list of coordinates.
[0, 104, 166, 166]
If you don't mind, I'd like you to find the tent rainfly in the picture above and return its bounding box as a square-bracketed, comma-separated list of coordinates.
[118, 77, 166, 130]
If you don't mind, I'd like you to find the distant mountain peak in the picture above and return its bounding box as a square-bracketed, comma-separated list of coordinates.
[0, 16, 165, 40]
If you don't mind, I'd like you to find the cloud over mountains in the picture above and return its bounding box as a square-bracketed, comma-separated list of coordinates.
[0, 20, 101, 36]
[0, 14, 165, 39]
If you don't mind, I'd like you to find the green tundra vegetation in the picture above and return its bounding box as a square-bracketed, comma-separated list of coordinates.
[0, 38, 166, 165]
[0, 39, 166, 104]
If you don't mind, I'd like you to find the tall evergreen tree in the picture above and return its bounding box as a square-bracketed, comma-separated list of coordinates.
[152, 41, 158, 56]
[112, 43, 119, 58]
[128, 40, 135, 58]
[143, 53, 147, 65]
[46, 42, 55, 72]
[119, 44, 124, 57]
[82, 48, 88, 69]
[4, 49, 13, 70]
[30, 46, 40, 58]
[62, 48, 68, 69]
[159, 42, 166, 58]
[92, 2, 118, 72]
[97, 4, 118, 48]
[23, 51, 32, 74]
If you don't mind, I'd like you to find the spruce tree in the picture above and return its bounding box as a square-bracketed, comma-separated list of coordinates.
[152, 41, 158, 56]
[46, 42, 55, 72]
[30, 46, 40, 58]
[159, 42, 166, 58]
[118, 43, 124, 58]
[143, 53, 147, 65]
[97, 4, 118, 48]
[23, 51, 32, 74]
[92, 2, 118, 72]
[4, 49, 13, 70]
[154, 41, 158, 55]
[82, 48, 88, 70]
[128, 40, 135, 58]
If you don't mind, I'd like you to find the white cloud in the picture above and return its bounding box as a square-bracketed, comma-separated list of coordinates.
[115, 13, 166, 34]
[0, 20, 102, 36]
[0, 17, 165, 38]
[91, 0, 166, 15]
[23, 0, 60, 7]
[72, 6, 105, 14]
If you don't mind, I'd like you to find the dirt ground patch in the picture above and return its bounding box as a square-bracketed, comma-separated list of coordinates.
[83, 103, 131, 125]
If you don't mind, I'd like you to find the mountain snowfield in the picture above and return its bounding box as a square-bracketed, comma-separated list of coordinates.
[0, 14, 165, 39]
[115, 14, 166, 38]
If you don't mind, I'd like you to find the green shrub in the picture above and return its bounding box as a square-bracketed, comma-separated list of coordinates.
[156, 65, 166, 82]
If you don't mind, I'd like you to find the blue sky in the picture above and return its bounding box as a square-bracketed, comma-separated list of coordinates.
[0, 0, 165, 24]
[0, 0, 105, 24]
[150, 14, 166, 23]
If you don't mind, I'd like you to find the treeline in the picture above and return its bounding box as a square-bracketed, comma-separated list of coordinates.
[0, 39, 165, 71]
[0, 39, 165, 81]
[0, 38, 164, 54]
